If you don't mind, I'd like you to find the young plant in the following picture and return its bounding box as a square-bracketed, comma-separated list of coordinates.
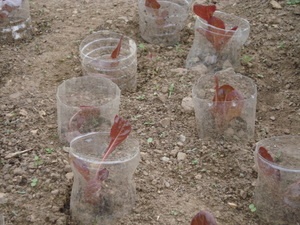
[193, 4, 238, 52]
[0, 0, 22, 19]
[191, 210, 217, 225]
[111, 35, 123, 59]
[211, 76, 243, 128]
[70, 115, 132, 205]
[257, 146, 280, 181]
[145, 0, 169, 26]
[258, 146, 300, 209]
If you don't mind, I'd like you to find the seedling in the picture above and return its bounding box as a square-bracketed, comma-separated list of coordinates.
[45, 148, 54, 154]
[111, 36, 123, 59]
[192, 159, 199, 165]
[277, 42, 285, 49]
[287, 0, 300, 5]
[193, 4, 238, 52]
[191, 210, 217, 225]
[147, 137, 153, 143]
[256, 74, 264, 79]
[34, 155, 43, 166]
[70, 115, 131, 204]
[138, 43, 146, 51]
[170, 210, 179, 216]
[211, 76, 244, 128]
[175, 44, 183, 52]
[257, 146, 280, 181]
[145, 0, 169, 26]
[144, 121, 155, 125]
[136, 95, 146, 100]
[241, 55, 253, 65]
[249, 204, 257, 212]
[168, 83, 175, 97]
[31, 178, 38, 187]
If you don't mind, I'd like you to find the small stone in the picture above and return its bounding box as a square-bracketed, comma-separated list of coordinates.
[9, 92, 22, 99]
[177, 152, 187, 161]
[228, 202, 238, 208]
[164, 181, 170, 188]
[31, 129, 38, 135]
[181, 97, 194, 112]
[171, 147, 179, 157]
[160, 118, 171, 128]
[161, 156, 170, 162]
[270, 0, 282, 9]
[51, 189, 59, 195]
[13, 168, 24, 176]
[0, 193, 7, 204]
[171, 68, 188, 75]
[195, 174, 202, 180]
[284, 129, 290, 134]
[143, 171, 149, 176]
[179, 134, 186, 143]
[161, 86, 169, 94]
[157, 94, 167, 103]
[240, 190, 247, 199]
[177, 142, 183, 147]
[65, 172, 74, 181]
[190, 63, 208, 75]
[270, 116, 276, 121]
[63, 147, 71, 153]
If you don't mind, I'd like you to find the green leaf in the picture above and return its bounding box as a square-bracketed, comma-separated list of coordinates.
[31, 178, 38, 187]
[249, 204, 257, 212]
[147, 137, 153, 143]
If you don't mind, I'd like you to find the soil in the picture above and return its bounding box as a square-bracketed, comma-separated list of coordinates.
[0, 0, 299, 225]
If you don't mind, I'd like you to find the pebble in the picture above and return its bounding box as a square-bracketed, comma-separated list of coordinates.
[161, 86, 169, 94]
[160, 118, 171, 128]
[270, 0, 282, 9]
[161, 156, 170, 162]
[195, 174, 202, 180]
[164, 181, 170, 188]
[51, 189, 59, 195]
[270, 116, 276, 121]
[9, 92, 22, 99]
[181, 97, 194, 112]
[170, 68, 188, 75]
[170, 147, 179, 157]
[13, 168, 24, 176]
[177, 142, 183, 147]
[177, 152, 187, 161]
[179, 134, 186, 143]
[0, 193, 7, 204]
[228, 202, 238, 208]
[190, 63, 208, 75]
[284, 129, 290, 134]
[65, 172, 74, 181]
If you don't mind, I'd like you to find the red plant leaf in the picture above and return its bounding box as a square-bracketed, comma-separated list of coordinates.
[193, 4, 216, 22]
[193, 3, 238, 52]
[71, 157, 90, 181]
[155, 10, 169, 26]
[258, 146, 280, 181]
[191, 210, 218, 225]
[111, 36, 123, 59]
[211, 76, 243, 127]
[204, 16, 238, 52]
[82, 115, 132, 205]
[145, 0, 161, 9]
[102, 115, 132, 161]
